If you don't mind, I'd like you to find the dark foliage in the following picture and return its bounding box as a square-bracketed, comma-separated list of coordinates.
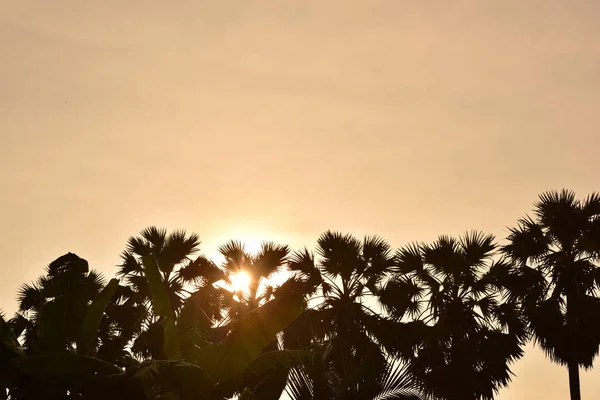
[1, 190, 599, 400]
[501, 190, 600, 400]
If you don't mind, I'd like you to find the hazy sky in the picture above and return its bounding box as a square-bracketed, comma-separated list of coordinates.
[2, 1, 600, 398]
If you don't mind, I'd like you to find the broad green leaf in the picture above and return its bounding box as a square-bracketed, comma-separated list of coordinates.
[252, 369, 289, 400]
[10, 354, 122, 378]
[178, 295, 212, 334]
[244, 349, 306, 379]
[195, 293, 304, 384]
[178, 294, 212, 361]
[0, 314, 25, 359]
[141, 255, 181, 360]
[179, 328, 211, 363]
[78, 278, 119, 355]
[218, 350, 307, 399]
[131, 360, 214, 400]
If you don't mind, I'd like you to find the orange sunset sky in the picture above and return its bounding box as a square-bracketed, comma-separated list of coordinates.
[1, 1, 600, 398]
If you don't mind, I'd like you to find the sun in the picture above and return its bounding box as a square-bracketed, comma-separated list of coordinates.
[230, 270, 251, 293]
[209, 228, 295, 297]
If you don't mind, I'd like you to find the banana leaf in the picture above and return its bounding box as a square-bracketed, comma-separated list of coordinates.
[78, 278, 119, 355]
[10, 353, 122, 378]
[128, 360, 214, 400]
[0, 315, 25, 360]
[141, 255, 181, 360]
[217, 349, 307, 398]
[195, 293, 304, 384]
[178, 294, 213, 361]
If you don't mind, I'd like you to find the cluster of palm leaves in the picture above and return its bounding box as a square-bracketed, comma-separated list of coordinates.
[0, 247, 306, 400]
[0, 189, 599, 400]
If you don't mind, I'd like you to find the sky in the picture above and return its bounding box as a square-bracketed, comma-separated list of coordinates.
[1, 1, 600, 398]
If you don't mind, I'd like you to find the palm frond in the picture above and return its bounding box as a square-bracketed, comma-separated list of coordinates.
[422, 236, 462, 278]
[177, 256, 223, 284]
[126, 235, 153, 256]
[535, 189, 584, 248]
[131, 322, 164, 359]
[286, 364, 316, 400]
[8, 312, 33, 339]
[363, 236, 394, 277]
[140, 226, 168, 251]
[472, 295, 498, 321]
[373, 360, 423, 400]
[459, 231, 496, 271]
[502, 217, 549, 263]
[112, 284, 136, 303]
[393, 243, 424, 274]
[493, 302, 528, 341]
[317, 231, 362, 279]
[127, 275, 152, 301]
[17, 283, 43, 312]
[86, 269, 106, 297]
[288, 249, 317, 275]
[255, 242, 290, 278]
[581, 192, 600, 217]
[117, 251, 143, 277]
[162, 229, 201, 266]
[219, 240, 248, 273]
[378, 277, 423, 321]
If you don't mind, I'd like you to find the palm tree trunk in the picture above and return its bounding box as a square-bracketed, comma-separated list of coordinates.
[568, 361, 581, 400]
[566, 289, 581, 400]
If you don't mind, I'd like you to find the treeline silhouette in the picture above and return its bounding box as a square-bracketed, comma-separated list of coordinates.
[1, 189, 599, 400]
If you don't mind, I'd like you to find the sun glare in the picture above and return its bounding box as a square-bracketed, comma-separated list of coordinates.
[210, 229, 294, 296]
[230, 271, 251, 293]
[242, 238, 262, 256]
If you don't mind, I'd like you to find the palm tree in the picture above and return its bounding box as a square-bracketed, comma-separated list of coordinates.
[116, 250, 308, 400]
[204, 240, 292, 399]
[216, 240, 290, 314]
[9, 253, 107, 355]
[380, 232, 527, 400]
[284, 231, 423, 399]
[501, 190, 600, 400]
[1, 311, 25, 399]
[117, 226, 226, 359]
[1, 251, 308, 400]
[4, 253, 128, 399]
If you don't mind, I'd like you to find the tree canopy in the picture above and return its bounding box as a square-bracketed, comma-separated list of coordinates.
[0, 189, 598, 400]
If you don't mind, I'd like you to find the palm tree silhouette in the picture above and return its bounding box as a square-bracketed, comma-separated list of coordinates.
[10, 253, 106, 355]
[116, 227, 225, 359]
[5, 253, 132, 399]
[215, 239, 290, 321]
[501, 190, 600, 400]
[211, 239, 291, 399]
[284, 231, 422, 399]
[381, 232, 526, 400]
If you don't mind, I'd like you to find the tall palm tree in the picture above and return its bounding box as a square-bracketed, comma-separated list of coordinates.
[9, 253, 106, 355]
[207, 240, 292, 399]
[117, 227, 226, 359]
[284, 231, 423, 399]
[501, 190, 600, 400]
[5, 253, 132, 399]
[380, 232, 526, 400]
